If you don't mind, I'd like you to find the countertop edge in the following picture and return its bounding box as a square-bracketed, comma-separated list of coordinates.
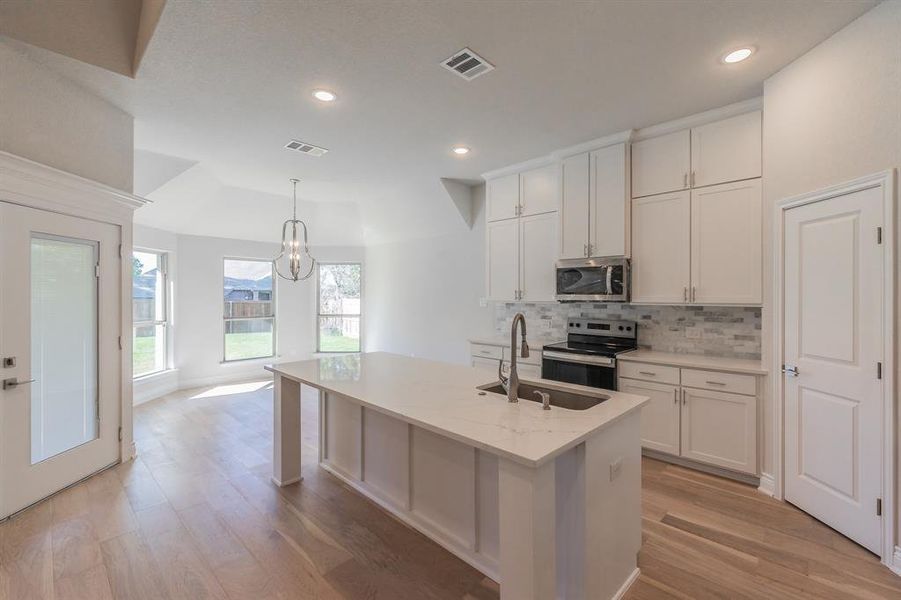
[616, 351, 768, 375]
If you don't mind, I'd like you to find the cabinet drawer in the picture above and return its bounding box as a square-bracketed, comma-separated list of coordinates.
[618, 361, 680, 385]
[471, 344, 502, 360]
[472, 356, 500, 372]
[681, 368, 756, 396]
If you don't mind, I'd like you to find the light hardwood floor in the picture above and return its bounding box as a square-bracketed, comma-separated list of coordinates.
[2, 380, 900, 599]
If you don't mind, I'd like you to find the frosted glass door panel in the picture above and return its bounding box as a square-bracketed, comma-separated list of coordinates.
[30, 235, 98, 464]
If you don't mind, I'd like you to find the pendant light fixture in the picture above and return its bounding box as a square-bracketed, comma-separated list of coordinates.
[274, 178, 315, 281]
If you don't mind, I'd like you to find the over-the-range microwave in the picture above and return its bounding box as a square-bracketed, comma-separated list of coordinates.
[555, 257, 630, 302]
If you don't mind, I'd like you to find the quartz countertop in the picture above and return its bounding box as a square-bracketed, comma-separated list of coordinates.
[468, 335, 561, 349]
[617, 350, 767, 375]
[266, 352, 648, 467]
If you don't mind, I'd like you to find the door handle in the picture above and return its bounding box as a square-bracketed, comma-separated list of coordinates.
[782, 365, 800, 377]
[2, 377, 35, 390]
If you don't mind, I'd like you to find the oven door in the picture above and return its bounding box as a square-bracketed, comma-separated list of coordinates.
[541, 351, 617, 390]
[555, 259, 629, 302]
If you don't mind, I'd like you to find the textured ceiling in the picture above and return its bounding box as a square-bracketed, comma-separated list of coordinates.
[3, 0, 877, 244]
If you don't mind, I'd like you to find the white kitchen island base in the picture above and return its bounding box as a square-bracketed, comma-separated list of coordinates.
[267, 353, 647, 600]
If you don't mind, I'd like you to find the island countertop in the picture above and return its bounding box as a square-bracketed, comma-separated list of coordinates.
[266, 352, 648, 467]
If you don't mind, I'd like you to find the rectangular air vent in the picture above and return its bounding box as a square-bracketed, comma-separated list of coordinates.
[285, 140, 329, 157]
[441, 47, 494, 81]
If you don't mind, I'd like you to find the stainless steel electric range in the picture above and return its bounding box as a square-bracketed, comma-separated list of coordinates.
[541, 318, 638, 391]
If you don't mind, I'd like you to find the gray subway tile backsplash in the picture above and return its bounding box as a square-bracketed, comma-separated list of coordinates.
[495, 302, 762, 361]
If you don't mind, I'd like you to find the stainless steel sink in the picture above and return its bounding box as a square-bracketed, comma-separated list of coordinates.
[477, 381, 607, 411]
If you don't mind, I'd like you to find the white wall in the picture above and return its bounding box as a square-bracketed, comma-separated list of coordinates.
[761, 0, 901, 537]
[175, 233, 363, 388]
[365, 185, 493, 365]
[0, 41, 134, 192]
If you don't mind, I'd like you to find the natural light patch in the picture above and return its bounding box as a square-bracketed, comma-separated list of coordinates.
[190, 380, 272, 399]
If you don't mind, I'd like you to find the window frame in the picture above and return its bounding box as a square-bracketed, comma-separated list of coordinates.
[316, 262, 363, 354]
[222, 257, 277, 363]
[132, 248, 169, 379]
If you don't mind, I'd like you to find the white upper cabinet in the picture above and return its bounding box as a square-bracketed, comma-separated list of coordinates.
[691, 180, 762, 305]
[486, 173, 519, 222]
[519, 212, 557, 301]
[631, 190, 691, 304]
[591, 143, 629, 257]
[486, 218, 519, 301]
[559, 143, 629, 259]
[631, 130, 690, 198]
[560, 153, 591, 260]
[690, 111, 761, 188]
[520, 164, 558, 216]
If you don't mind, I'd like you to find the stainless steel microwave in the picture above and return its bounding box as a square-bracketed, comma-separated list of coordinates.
[555, 258, 630, 302]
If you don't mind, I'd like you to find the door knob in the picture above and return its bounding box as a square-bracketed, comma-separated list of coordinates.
[2, 377, 35, 390]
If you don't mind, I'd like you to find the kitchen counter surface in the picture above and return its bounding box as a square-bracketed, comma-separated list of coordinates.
[468, 335, 561, 349]
[617, 349, 768, 375]
[267, 352, 647, 467]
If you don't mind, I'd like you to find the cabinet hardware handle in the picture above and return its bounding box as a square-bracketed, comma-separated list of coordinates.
[706, 380, 726, 386]
[691, 286, 696, 302]
[673, 389, 678, 404]
[683, 173, 688, 188]
[682, 389, 687, 405]
[690, 171, 696, 187]
[638, 371, 656, 376]
[587, 243, 593, 256]
[583, 243, 588, 257]
[683, 287, 688, 302]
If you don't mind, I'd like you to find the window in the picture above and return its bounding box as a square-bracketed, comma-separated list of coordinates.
[133, 250, 168, 377]
[224, 258, 275, 361]
[317, 263, 361, 353]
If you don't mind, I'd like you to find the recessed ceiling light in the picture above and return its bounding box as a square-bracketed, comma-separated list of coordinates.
[452, 146, 470, 155]
[312, 89, 337, 102]
[722, 47, 754, 64]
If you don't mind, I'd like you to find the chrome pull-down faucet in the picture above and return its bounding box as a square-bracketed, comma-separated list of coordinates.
[498, 313, 529, 403]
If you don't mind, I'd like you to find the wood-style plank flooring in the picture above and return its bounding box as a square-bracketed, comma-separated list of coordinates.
[2, 379, 900, 599]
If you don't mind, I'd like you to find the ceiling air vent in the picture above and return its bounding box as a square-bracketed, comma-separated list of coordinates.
[285, 140, 329, 157]
[441, 47, 494, 81]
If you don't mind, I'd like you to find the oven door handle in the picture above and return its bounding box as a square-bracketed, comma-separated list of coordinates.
[543, 351, 615, 367]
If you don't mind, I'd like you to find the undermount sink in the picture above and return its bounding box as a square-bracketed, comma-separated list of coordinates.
[477, 381, 607, 411]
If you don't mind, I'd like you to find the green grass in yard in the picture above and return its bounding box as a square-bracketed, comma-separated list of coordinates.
[319, 333, 360, 352]
[225, 332, 274, 361]
[133, 335, 157, 376]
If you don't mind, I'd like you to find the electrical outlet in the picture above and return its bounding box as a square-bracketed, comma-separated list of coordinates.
[609, 457, 623, 481]
[479, 297, 488, 307]
[541, 319, 552, 330]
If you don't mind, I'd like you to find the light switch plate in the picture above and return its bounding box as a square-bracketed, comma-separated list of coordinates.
[479, 297, 488, 307]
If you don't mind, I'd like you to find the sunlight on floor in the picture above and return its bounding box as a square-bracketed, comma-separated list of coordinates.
[190, 380, 273, 399]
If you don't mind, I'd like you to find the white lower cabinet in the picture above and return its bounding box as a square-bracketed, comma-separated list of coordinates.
[620, 364, 759, 476]
[618, 378, 680, 455]
[680, 387, 757, 474]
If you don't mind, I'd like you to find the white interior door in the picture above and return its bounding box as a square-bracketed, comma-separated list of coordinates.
[0, 202, 121, 519]
[783, 185, 885, 554]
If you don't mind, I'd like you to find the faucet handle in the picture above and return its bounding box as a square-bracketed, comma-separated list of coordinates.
[533, 390, 551, 410]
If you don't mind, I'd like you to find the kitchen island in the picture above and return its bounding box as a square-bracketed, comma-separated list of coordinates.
[266, 352, 648, 600]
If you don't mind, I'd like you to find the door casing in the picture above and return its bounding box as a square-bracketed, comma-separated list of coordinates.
[772, 169, 896, 564]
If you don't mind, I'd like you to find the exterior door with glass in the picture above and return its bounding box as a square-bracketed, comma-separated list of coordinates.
[0, 202, 121, 519]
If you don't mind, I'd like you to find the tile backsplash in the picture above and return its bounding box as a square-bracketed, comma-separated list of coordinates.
[495, 303, 761, 360]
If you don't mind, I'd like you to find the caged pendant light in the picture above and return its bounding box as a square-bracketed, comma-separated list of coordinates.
[274, 178, 316, 281]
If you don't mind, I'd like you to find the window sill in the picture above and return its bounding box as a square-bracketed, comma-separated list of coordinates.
[133, 368, 178, 384]
[219, 356, 276, 366]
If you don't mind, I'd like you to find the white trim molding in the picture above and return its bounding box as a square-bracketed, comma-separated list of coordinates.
[757, 473, 776, 497]
[890, 546, 901, 577]
[771, 169, 896, 565]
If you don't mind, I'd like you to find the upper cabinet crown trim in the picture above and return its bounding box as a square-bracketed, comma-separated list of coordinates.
[632, 97, 762, 142]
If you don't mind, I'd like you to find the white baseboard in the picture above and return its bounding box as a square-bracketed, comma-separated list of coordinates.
[888, 546, 901, 577]
[177, 369, 273, 391]
[613, 567, 640, 599]
[133, 369, 179, 405]
[757, 473, 776, 497]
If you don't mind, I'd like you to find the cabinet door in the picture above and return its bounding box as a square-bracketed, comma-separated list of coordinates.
[631, 129, 690, 198]
[618, 378, 680, 455]
[691, 111, 761, 188]
[691, 180, 762, 304]
[631, 191, 690, 303]
[560, 153, 590, 260]
[472, 356, 500, 372]
[520, 164, 558, 216]
[519, 212, 557, 302]
[486, 173, 520, 222]
[591, 143, 628, 257]
[486, 218, 519, 301]
[680, 387, 757, 474]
